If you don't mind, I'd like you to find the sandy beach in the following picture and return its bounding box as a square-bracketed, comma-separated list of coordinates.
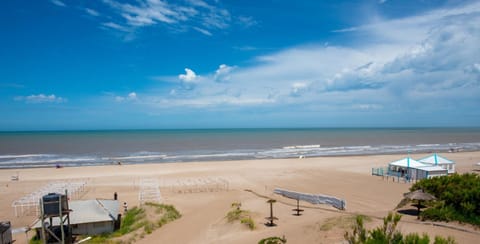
[1, 152, 480, 243]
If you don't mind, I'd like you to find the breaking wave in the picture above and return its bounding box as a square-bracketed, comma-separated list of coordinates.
[1, 142, 480, 169]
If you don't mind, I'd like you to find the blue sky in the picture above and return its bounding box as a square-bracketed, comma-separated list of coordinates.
[1, 0, 479, 130]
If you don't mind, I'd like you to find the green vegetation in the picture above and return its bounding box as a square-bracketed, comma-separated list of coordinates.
[29, 237, 42, 244]
[146, 202, 182, 228]
[410, 173, 480, 226]
[85, 206, 148, 243]
[240, 216, 255, 230]
[258, 235, 287, 244]
[117, 206, 146, 235]
[344, 213, 456, 244]
[320, 215, 371, 231]
[226, 202, 256, 230]
[86, 233, 114, 244]
[85, 203, 181, 243]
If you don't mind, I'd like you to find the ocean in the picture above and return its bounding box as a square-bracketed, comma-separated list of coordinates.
[1, 128, 480, 169]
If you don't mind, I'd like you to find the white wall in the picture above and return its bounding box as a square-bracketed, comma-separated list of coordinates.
[72, 221, 114, 236]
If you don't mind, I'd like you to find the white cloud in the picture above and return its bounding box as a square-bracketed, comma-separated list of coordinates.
[290, 82, 308, 97]
[336, 1, 480, 46]
[178, 68, 197, 83]
[115, 92, 138, 102]
[214, 64, 234, 82]
[193, 27, 212, 36]
[140, 1, 479, 116]
[85, 8, 100, 16]
[352, 104, 383, 110]
[128, 92, 137, 100]
[102, 0, 189, 26]
[237, 16, 257, 28]
[50, 0, 66, 7]
[102, 22, 129, 32]
[14, 94, 66, 104]
[150, 96, 274, 108]
[101, 0, 236, 36]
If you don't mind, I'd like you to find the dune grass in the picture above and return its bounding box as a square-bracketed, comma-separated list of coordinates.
[226, 202, 256, 230]
[86, 203, 181, 244]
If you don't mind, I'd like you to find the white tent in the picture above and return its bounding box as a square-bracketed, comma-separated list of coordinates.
[388, 157, 445, 181]
[418, 153, 455, 174]
[389, 157, 426, 168]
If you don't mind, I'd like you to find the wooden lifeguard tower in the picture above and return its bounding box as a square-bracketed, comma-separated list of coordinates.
[39, 191, 72, 244]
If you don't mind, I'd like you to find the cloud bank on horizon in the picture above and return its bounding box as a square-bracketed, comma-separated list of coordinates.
[146, 1, 480, 112]
[2, 0, 480, 129]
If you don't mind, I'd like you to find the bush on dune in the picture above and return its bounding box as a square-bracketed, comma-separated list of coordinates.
[226, 202, 256, 230]
[344, 213, 456, 244]
[411, 173, 480, 226]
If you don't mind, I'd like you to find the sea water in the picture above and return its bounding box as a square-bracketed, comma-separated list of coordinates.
[1, 128, 480, 168]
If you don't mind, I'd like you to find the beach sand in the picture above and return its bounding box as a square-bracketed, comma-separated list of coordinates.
[1, 152, 479, 243]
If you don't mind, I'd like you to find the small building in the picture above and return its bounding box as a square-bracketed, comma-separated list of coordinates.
[418, 153, 455, 174]
[388, 157, 448, 181]
[0, 221, 12, 244]
[388, 157, 425, 180]
[33, 199, 120, 236]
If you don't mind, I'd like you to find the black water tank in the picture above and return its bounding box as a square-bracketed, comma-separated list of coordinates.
[42, 193, 67, 216]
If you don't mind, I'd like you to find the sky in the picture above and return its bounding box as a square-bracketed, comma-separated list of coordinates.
[1, 0, 479, 130]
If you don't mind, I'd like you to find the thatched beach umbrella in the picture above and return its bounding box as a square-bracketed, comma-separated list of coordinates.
[265, 199, 278, 226]
[403, 189, 436, 219]
[403, 189, 436, 201]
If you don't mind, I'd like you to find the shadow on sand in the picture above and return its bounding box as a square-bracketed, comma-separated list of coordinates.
[397, 208, 420, 217]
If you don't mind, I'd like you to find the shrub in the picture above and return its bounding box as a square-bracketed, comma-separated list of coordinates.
[226, 202, 256, 230]
[433, 236, 456, 244]
[144, 222, 154, 234]
[30, 203, 181, 243]
[118, 207, 145, 234]
[240, 216, 256, 230]
[403, 233, 429, 244]
[344, 213, 456, 244]
[258, 236, 287, 244]
[226, 208, 243, 222]
[411, 173, 480, 226]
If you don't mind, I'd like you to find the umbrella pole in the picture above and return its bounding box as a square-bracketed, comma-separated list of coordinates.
[417, 200, 422, 219]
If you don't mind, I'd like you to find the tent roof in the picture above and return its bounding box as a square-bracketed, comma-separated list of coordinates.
[33, 199, 119, 228]
[417, 166, 448, 172]
[389, 157, 427, 169]
[419, 154, 454, 165]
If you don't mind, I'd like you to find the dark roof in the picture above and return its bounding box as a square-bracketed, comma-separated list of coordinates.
[33, 199, 119, 228]
[0, 221, 11, 234]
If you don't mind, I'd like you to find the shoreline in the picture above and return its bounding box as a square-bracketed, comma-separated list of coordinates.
[1, 147, 479, 170]
[3, 127, 480, 170]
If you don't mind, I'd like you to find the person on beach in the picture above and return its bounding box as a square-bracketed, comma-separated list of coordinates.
[123, 202, 128, 213]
